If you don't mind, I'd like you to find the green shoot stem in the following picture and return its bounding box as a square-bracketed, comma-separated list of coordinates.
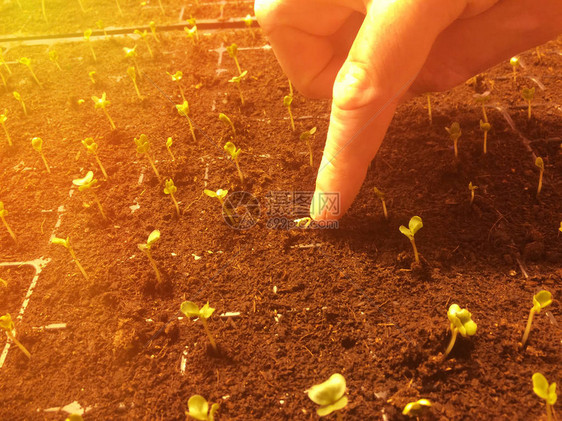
[77, 0, 85, 12]
[146, 154, 161, 182]
[40, 152, 50, 173]
[546, 403, 553, 421]
[17, 98, 27, 116]
[94, 155, 108, 180]
[288, 79, 293, 96]
[115, 0, 123, 16]
[218, 198, 235, 225]
[227, 120, 236, 137]
[92, 191, 107, 220]
[307, 139, 313, 167]
[144, 249, 162, 283]
[483, 131, 488, 154]
[236, 84, 245, 105]
[102, 107, 116, 130]
[410, 237, 419, 264]
[453, 139, 458, 159]
[143, 39, 153, 58]
[482, 105, 488, 123]
[381, 199, 388, 220]
[336, 411, 343, 421]
[233, 57, 242, 75]
[1, 216, 17, 243]
[88, 43, 97, 62]
[201, 318, 218, 352]
[470, 189, 475, 206]
[178, 84, 186, 102]
[2, 60, 11, 75]
[287, 105, 295, 131]
[158, 0, 164, 14]
[68, 246, 89, 281]
[0, 71, 7, 88]
[537, 169, 543, 197]
[234, 158, 244, 183]
[521, 308, 536, 347]
[54, 60, 62, 71]
[443, 327, 458, 359]
[186, 116, 197, 142]
[170, 192, 180, 217]
[166, 146, 175, 161]
[131, 78, 142, 99]
[1, 123, 12, 146]
[512, 67, 517, 83]
[527, 100, 532, 120]
[427, 93, 432, 125]
[6, 331, 31, 358]
[41, 0, 48, 23]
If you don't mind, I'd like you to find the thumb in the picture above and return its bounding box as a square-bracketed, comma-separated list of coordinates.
[310, 0, 466, 221]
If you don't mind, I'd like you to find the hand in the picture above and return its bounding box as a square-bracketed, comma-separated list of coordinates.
[255, 0, 562, 220]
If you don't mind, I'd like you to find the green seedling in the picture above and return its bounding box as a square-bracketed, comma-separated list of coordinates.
[243, 14, 255, 39]
[521, 290, 552, 347]
[51, 236, 89, 281]
[96, 20, 108, 39]
[479, 120, 491, 154]
[0, 110, 12, 146]
[134, 29, 153, 58]
[510, 56, 520, 82]
[474, 91, 491, 123]
[300, 126, 317, 166]
[73, 171, 107, 220]
[521, 87, 535, 120]
[0, 201, 17, 243]
[204, 188, 234, 224]
[180, 301, 218, 352]
[468, 182, 478, 205]
[48, 49, 62, 71]
[228, 70, 248, 105]
[445, 122, 462, 159]
[186, 395, 219, 421]
[307, 373, 348, 419]
[443, 304, 477, 360]
[31, 137, 50, 173]
[0, 313, 31, 358]
[226, 43, 242, 75]
[138, 230, 162, 283]
[402, 399, 432, 418]
[149, 21, 160, 42]
[167, 70, 185, 101]
[399, 216, 423, 264]
[165, 137, 175, 161]
[219, 113, 236, 137]
[373, 187, 388, 220]
[82, 137, 108, 180]
[92, 92, 116, 130]
[134, 134, 161, 181]
[0, 47, 12, 75]
[184, 26, 199, 44]
[532, 373, 557, 421]
[84, 29, 97, 62]
[127, 66, 142, 99]
[164, 178, 180, 217]
[284, 94, 295, 131]
[123, 47, 140, 76]
[426, 93, 432, 125]
[535, 157, 544, 197]
[224, 141, 243, 183]
[176, 100, 197, 142]
[19, 57, 41, 86]
[13, 91, 27, 116]
[88, 70, 96, 84]
[294, 217, 312, 228]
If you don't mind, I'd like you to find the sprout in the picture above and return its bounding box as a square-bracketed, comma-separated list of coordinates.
[165, 137, 175, 161]
[123, 46, 140, 75]
[82, 137, 108, 180]
[176, 100, 197, 142]
[399, 216, 423, 264]
[149, 21, 160, 42]
[283, 95, 295, 131]
[224, 141, 244, 183]
[468, 182, 478, 206]
[307, 373, 348, 418]
[243, 14, 255, 40]
[31, 137, 50, 173]
[127, 66, 142, 99]
[186, 395, 219, 421]
[0, 110, 13, 146]
[13, 91, 27, 116]
[443, 304, 477, 360]
[402, 399, 432, 418]
[96, 20, 108, 39]
[445, 122, 462, 159]
[180, 301, 218, 352]
[532, 373, 557, 421]
[73, 171, 107, 220]
[134, 29, 153, 58]
[51, 236, 89, 280]
[300, 126, 317, 166]
[228, 70, 248, 105]
[510, 56, 520, 82]
[19, 57, 41, 86]
[226, 43, 242, 75]
[134, 134, 161, 181]
[88, 70, 96, 84]
[138, 230, 162, 283]
[426, 93, 432, 125]
[535, 157, 544, 197]
[167, 70, 185, 101]
[184, 26, 199, 44]
[521, 290, 552, 347]
[92, 92, 116, 130]
[0, 313, 31, 358]
[479, 120, 491, 154]
[219, 113, 236, 137]
[0, 201, 17, 243]
[473, 91, 491, 123]
[48, 49, 62, 71]
[294, 217, 312, 228]
[521, 87, 535, 120]
[164, 178, 180, 217]
[84, 29, 97, 62]
[0, 47, 12, 75]
[373, 187, 388, 220]
[204, 189, 234, 224]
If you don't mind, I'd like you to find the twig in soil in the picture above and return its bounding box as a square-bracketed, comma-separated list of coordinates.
[521, 290, 552, 348]
[515, 257, 529, 280]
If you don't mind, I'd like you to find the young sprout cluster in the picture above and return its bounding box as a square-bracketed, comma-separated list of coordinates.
[167, 71, 185, 101]
[468, 182, 478, 205]
[445, 122, 462, 159]
[176, 100, 197, 142]
[300, 126, 317, 166]
[399, 216, 423, 264]
[521, 87, 535, 120]
[0, 201, 17, 243]
[510, 56, 520, 82]
[535, 157, 544, 197]
[138, 230, 162, 283]
[51, 236, 89, 281]
[532, 373, 557, 421]
[127, 66, 142, 99]
[31, 137, 50, 173]
[443, 304, 477, 360]
[134, 134, 161, 181]
[134, 29, 153, 58]
[180, 301, 218, 352]
[186, 395, 219, 421]
[402, 399, 432, 418]
[13, 91, 27, 116]
[307, 373, 348, 419]
[228, 71, 248, 105]
[224, 141, 243, 183]
[82, 137, 108, 180]
[521, 290, 552, 348]
[0, 313, 31, 358]
[48, 49, 61, 70]
[19, 57, 41, 86]
[373, 187, 388, 220]
[219, 113, 236, 137]
[84, 29, 97, 62]
[284, 95, 295, 131]
[0, 110, 12, 146]
[226, 43, 242, 75]
[73, 171, 107, 220]
[92, 92, 116, 130]
[164, 178, 180, 217]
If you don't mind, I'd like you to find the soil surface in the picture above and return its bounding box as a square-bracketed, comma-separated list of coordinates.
[0, 2, 561, 421]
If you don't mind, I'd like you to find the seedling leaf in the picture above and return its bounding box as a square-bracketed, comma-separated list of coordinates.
[402, 399, 432, 417]
[447, 304, 477, 337]
[533, 373, 557, 405]
[147, 229, 160, 246]
[532, 290, 552, 313]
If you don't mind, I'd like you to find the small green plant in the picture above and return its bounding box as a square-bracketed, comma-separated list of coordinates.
[48, 49, 62, 71]
[445, 122, 462, 159]
[219, 113, 235, 137]
[479, 120, 491, 154]
[510, 56, 520, 82]
[164, 178, 180, 217]
[88, 70, 96, 84]
[180, 301, 218, 352]
[532, 373, 557, 421]
[243, 14, 255, 39]
[307, 373, 348, 418]
[228, 71, 248, 105]
[426, 93, 432, 125]
[443, 304, 477, 360]
[0, 201, 17, 243]
[474, 91, 491, 123]
[185, 395, 219, 421]
[300, 126, 317, 167]
[167, 70, 185, 101]
[204, 189, 233, 224]
[19, 57, 41, 86]
[535, 157, 544, 197]
[73, 171, 107, 220]
[134, 134, 161, 181]
[294, 217, 312, 228]
[373, 187, 388, 220]
[134, 29, 153, 58]
[82, 137, 108, 180]
[399, 216, 423, 264]
[138, 230, 162, 283]
[284, 95, 295, 131]
[0, 110, 12, 146]
[0, 313, 31, 358]
[226, 43, 242, 75]
[92, 92, 116, 130]
[31, 137, 50, 173]
[165, 137, 175, 161]
[123, 46, 140, 74]
[51, 236, 89, 280]
[184, 25, 199, 44]
[468, 182, 478, 205]
[521, 290, 552, 347]
[0, 47, 12, 75]
[127, 66, 142, 99]
[176, 100, 197, 142]
[13, 91, 27, 116]
[521, 87, 535, 120]
[224, 141, 243, 183]
[96, 20, 108, 39]
[402, 399, 432, 418]
[84, 29, 97, 62]
[149, 21, 160, 42]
